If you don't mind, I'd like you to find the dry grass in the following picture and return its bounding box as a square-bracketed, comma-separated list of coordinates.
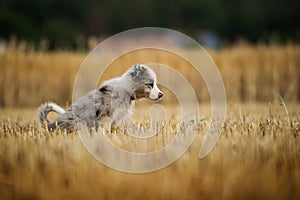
[0, 44, 299, 107]
[0, 103, 300, 200]
[0, 47, 83, 107]
[1, 43, 300, 199]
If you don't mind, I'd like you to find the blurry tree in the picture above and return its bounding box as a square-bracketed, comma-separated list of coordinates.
[0, 0, 299, 49]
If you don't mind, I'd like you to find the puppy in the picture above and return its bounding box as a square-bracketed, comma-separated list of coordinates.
[38, 64, 163, 132]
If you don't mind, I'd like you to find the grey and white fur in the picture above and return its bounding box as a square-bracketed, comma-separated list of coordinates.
[38, 64, 163, 132]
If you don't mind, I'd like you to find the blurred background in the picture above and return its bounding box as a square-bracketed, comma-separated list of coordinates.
[0, 0, 299, 50]
[0, 0, 299, 107]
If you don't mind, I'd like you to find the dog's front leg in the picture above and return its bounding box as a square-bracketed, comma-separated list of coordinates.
[86, 120, 99, 134]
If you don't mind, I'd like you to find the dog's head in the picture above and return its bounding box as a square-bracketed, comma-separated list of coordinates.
[128, 64, 163, 100]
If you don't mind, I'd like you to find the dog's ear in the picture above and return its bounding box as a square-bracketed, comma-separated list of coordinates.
[130, 64, 146, 79]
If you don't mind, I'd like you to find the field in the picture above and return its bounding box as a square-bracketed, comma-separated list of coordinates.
[0, 103, 300, 200]
[0, 44, 299, 107]
[0, 44, 300, 199]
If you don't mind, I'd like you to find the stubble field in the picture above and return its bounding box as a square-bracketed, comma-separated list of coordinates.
[0, 44, 300, 199]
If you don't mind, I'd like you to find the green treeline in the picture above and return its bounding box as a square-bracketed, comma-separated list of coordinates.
[0, 0, 299, 49]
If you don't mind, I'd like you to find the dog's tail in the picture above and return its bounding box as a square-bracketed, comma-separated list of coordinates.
[38, 102, 65, 127]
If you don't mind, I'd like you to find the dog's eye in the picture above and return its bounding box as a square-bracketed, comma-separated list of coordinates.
[145, 82, 154, 88]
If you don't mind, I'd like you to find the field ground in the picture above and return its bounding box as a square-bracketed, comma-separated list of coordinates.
[0, 103, 300, 200]
[1, 43, 300, 199]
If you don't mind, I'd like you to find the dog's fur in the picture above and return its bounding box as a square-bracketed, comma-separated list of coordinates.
[38, 64, 163, 132]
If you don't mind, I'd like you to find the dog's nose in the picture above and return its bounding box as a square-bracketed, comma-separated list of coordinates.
[158, 92, 163, 99]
